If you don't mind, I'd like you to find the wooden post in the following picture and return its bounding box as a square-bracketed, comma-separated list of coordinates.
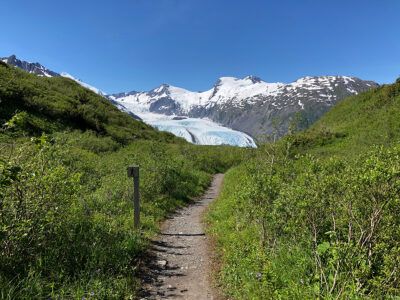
[127, 166, 140, 229]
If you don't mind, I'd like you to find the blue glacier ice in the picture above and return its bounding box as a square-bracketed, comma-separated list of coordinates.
[151, 117, 256, 147]
[111, 101, 256, 147]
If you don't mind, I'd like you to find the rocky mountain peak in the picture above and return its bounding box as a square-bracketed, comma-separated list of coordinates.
[112, 74, 379, 138]
[5, 54, 17, 62]
[3, 54, 380, 143]
[150, 83, 170, 95]
[1, 54, 60, 78]
[213, 78, 223, 88]
[244, 75, 262, 83]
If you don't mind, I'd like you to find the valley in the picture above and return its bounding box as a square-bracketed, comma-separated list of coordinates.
[1, 55, 378, 147]
[1, 57, 399, 299]
[0, 61, 244, 298]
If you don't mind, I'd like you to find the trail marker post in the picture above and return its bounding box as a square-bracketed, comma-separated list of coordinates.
[127, 166, 140, 229]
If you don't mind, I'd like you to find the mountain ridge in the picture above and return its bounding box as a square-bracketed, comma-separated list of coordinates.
[0, 55, 256, 146]
[1, 54, 60, 77]
[0, 60, 178, 144]
[111, 75, 378, 137]
[1, 55, 110, 97]
[2, 54, 379, 141]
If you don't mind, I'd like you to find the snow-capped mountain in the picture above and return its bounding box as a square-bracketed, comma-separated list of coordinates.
[110, 75, 378, 137]
[109, 75, 282, 114]
[1, 54, 255, 146]
[1, 55, 108, 98]
[2, 54, 379, 146]
[1, 54, 59, 77]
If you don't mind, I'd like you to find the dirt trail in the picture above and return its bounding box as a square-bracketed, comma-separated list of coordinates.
[140, 174, 224, 299]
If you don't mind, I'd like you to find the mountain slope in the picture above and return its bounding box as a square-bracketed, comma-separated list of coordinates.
[1, 54, 60, 77]
[0, 60, 180, 144]
[111, 75, 378, 137]
[2, 55, 256, 147]
[1, 55, 109, 97]
[0, 60, 245, 300]
[2, 54, 379, 145]
[293, 78, 400, 157]
[206, 78, 400, 299]
[60, 72, 108, 98]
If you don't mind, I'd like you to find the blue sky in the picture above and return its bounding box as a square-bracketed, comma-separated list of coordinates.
[2, 0, 400, 93]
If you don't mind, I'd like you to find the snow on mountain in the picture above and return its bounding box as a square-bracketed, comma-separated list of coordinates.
[2, 54, 254, 147]
[1, 55, 59, 77]
[110, 75, 373, 114]
[3, 55, 378, 146]
[109, 76, 286, 113]
[1, 55, 109, 98]
[113, 100, 256, 147]
[111, 75, 378, 138]
[60, 72, 108, 98]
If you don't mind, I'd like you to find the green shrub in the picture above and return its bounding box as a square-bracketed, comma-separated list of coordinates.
[207, 143, 400, 298]
[0, 60, 246, 298]
[0, 130, 244, 298]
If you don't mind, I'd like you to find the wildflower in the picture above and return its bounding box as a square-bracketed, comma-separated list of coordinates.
[98, 291, 101, 295]
[301, 279, 304, 284]
[256, 273, 262, 277]
[90, 291, 95, 296]
[82, 297, 86, 300]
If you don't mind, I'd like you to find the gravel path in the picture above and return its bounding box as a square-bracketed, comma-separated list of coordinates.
[140, 174, 224, 299]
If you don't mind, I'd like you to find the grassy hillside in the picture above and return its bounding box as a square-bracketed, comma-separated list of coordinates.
[292, 79, 400, 157]
[206, 80, 400, 298]
[0, 60, 179, 144]
[0, 62, 245, 299]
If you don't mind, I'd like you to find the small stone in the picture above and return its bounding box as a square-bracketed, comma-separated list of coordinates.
[157, 260, 167, 267]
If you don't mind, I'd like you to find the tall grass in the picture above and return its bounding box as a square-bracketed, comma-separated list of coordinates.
[206, 80, 400, 299]
[0, 130, 244, 299]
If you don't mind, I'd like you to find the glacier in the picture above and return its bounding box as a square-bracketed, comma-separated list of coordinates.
[2, 55, 376, 149]
[61, 72, 256, 147]
[112, 99, 256, 147]
[146, 115, 256, 147]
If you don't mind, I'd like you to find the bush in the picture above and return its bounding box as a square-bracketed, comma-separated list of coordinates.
[0, 131, 244, 298]
[207, 143, 400, 298]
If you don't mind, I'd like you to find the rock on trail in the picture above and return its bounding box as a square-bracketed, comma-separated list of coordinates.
[140, 174, 224, 299]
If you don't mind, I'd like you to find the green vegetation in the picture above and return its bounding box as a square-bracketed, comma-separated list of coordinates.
[0, 62, 178, 144]
[206, 80, 400, 298]
[294, 82, 400, 157]
[0, 63, 244, 298]
[3, 60, 400, 299]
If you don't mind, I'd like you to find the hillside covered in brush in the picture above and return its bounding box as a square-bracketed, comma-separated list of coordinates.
[0, 61, 244, 299]
[207, 79, 400, 299]
[0, 60, 178, 144]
